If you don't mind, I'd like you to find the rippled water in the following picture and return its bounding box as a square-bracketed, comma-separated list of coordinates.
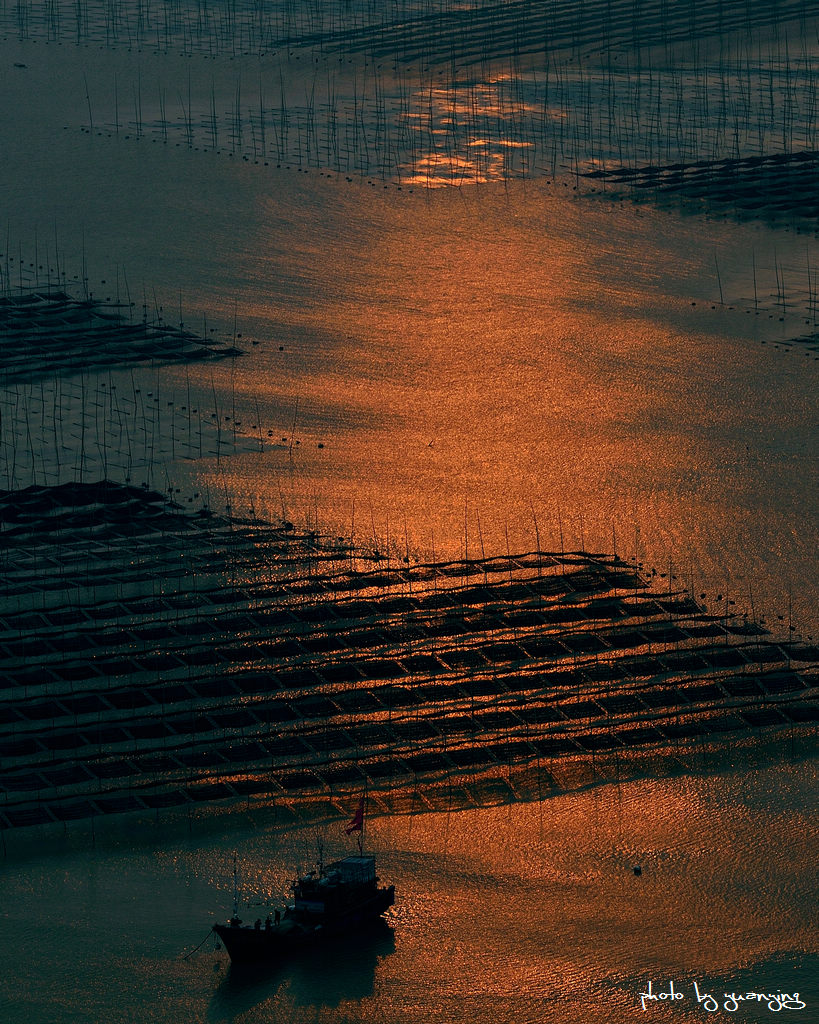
[3, 29, 818, 634]
[1, 4, 817, 1021]
[0, 759, 816, 1023]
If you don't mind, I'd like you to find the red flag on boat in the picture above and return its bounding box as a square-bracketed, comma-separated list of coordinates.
[344, 796, 365, 835]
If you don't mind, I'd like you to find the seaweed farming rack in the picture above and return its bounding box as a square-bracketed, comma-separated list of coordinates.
[0, 481, 816, 833]
[0, 291, 240, 384]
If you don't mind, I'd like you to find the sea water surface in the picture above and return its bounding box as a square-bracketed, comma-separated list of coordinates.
[0, 758, 816, 1023]
[2, 34, 818, 633]
[0, 13, 817, 1023]
[3, 89, 818, 629]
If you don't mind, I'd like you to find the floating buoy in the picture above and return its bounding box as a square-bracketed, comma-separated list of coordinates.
[633, 865, 642, 877]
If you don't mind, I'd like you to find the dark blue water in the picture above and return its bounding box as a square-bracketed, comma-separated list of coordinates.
[0, 759, 815, 1023]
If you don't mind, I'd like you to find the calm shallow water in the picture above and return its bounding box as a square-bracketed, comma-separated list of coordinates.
[2, 33, 818, 631]
[0, 758, 816, 1023]
[1, 12, 817, 1023]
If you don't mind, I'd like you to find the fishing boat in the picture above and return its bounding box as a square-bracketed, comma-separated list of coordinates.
[213, 798, 395, 964]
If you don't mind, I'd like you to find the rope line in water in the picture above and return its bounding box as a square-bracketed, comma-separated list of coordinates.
[179, 929, 216, 960]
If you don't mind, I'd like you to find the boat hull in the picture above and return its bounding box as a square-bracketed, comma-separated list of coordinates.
[214, 885, 395, 964]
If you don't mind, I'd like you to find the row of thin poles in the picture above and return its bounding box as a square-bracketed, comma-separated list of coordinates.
[73, 29, 819, 187]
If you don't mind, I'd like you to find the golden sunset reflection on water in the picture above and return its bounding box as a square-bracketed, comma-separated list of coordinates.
[0, 2, 816, 1021]
[4, 760, 811, 1023]
[190, 180, 817, 633]
[400, 75, 540, 185]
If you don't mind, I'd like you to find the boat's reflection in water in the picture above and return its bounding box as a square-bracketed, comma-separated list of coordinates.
[207, 920, 396, 1019]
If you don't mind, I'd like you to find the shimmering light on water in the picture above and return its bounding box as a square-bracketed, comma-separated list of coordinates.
[0, 761, 815, 1023]
[183, 183, 818, 632]
[2, 42, 817, 633]
[401, 75, 538, 185]
[0, 1, 817, 1021]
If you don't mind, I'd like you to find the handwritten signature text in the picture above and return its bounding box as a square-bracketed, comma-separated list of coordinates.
[639, 980, 806, 1012]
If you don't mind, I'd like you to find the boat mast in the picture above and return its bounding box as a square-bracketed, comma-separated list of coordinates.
[344, 794, 366, 854]
[232, 851, 239, 920]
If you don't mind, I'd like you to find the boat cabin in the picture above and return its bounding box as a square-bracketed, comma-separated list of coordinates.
[292, 855, 378, 915]
[332, 855, 377, 884]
